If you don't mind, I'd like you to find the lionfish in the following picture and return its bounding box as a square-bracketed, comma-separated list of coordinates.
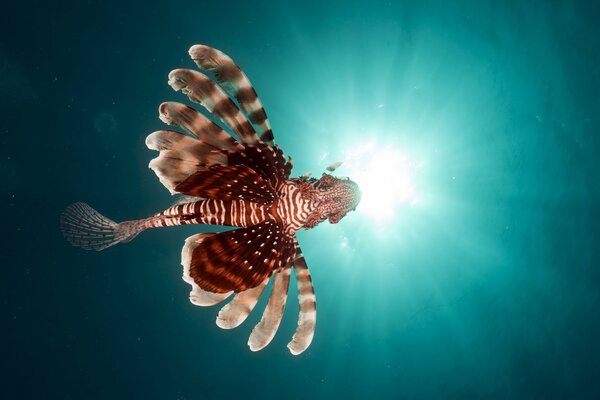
[61, 45, 361, 355]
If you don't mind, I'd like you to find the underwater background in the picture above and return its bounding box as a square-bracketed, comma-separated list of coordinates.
[2, 0, 600, 398]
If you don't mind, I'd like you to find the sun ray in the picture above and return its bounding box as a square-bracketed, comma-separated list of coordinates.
[342, 141, 422, 223]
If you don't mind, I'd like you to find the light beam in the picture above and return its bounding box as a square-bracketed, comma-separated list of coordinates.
[342, 141, 421, 223]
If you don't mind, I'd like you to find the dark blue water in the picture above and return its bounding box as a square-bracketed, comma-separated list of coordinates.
[3, 1, 600, 398]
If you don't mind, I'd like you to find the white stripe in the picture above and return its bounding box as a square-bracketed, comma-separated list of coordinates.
[231, 200, 237, 225]
[240, 201, 246, 227]
[218, 200, 225, 225]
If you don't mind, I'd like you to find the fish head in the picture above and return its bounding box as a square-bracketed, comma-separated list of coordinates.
[317, 174, 362, 224]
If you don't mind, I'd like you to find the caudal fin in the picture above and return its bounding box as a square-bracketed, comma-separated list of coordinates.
[60, 202, 144, 251]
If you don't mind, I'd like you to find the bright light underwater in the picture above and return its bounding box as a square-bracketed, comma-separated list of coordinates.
[342, 141, 422, 223]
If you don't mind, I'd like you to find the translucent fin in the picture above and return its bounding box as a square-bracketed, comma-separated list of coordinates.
[146, 129, 228, 193]
[216, 279, 268, 329]
[158, 101, 241, 151]
[248, 268, 291, 352]
[170, 195, 201, 207]
[60, 203, 144, 251]
[226, 143, 293, 189]
[181, 233, 233, 306]
[189, 44, 274, 143]
[287, 246, 317, 355]
[175, 164, 276, 204]
[181, 222, 295, 293]
[168, 68, 258, 143]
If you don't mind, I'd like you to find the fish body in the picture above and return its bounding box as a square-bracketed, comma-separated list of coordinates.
[326, 160, 343, 172]
[61, 45, 361, 354]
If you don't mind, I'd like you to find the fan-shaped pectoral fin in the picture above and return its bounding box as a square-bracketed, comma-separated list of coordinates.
[146, 129, 228, 194]
[181, 233, 233, 305]
[168, 68, 258, 144]
[188, 44, 274, 144]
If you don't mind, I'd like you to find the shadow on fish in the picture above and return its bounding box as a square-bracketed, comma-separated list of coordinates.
[61, 45, 361, 355]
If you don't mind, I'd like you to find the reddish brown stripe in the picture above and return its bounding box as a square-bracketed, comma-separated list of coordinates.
[227, 142, 292, 190]
[260, 130, 274, 143]
[248, 109, 268, 125]
[168, 68, 258, 143]
[213, 97, 244, 122]
[175, 164, 276, 204]
[188, 46, 274, 141]
[215, 62, 243, 82]
[217, 280, 268, 329]
[236, 86, 258, 103]
[146, 129, 229, 193]
[248, 268, 291, 351]
[158, 102, 239, 151]
[188, 222, 294, 293]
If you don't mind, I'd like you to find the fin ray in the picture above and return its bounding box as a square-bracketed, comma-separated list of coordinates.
[175, 164, 276, 204]
[60, 203, 145, 251]
[158, 101, 241, 151]
[181, 222, 295, 293]
[227, 143, 292, 190]
[182, 233, 233, 305]
[248, 268, 291, 351]
[168, 68, 258, 143]
[189, 45, 274, 143]
[287, 244, 317, 355]
[146, 129, 227, 193]
[216, 279, 268, 329]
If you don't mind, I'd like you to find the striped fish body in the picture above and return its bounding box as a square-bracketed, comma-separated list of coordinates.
[149, 199, 271, 229]
[271, 180, 318, 235]
[147, 173, 359, 234]
[61, 44, 362, 355]
[168, 179, 318, 234]
[272, 176, 361, 232]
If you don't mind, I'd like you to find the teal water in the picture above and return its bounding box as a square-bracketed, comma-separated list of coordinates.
[3, 1, 599, 398]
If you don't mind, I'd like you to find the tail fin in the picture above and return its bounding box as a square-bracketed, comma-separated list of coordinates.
[60, 202, 144, 251]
